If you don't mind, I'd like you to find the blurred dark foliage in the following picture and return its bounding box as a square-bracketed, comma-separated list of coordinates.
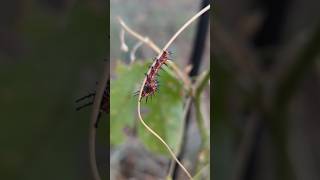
[213, 0, 320, 180]
[0, 0, 108, 179]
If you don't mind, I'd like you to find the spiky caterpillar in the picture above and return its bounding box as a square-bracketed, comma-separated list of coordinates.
[135, 50, 170, 102]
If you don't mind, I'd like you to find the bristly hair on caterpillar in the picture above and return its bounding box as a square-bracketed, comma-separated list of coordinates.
[76, 80, 110, 128]
[134, 50, 172, 103]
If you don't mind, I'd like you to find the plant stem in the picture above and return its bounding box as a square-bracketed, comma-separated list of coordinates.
[167, 97, 193, 178]
[162, 5, 211, 52]
[118, 17, 191, 89]
[193, 70, 210, 173]
[193, 163, 210, 180]
[89, 61, 109, 180]
[118, 17, 161, 53]
[137, 5, 210, 179]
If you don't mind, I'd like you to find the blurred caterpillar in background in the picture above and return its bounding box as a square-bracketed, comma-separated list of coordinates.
[76, 79, 109, 128]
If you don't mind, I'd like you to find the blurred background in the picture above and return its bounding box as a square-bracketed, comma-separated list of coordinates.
[110, 0, 210, 72]
[0, 0, 108, 179]
[213, 0, 320, 180]
[110, 0, 210, 179]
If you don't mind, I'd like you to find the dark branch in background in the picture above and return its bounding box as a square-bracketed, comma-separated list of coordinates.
[253, 0, 290, 71]
[253, 0, 289, 47]
[189, 0, 210, 77]
[172, 0, 210, 179]
[231, 112, 263, 180]
[233, 0, 292, 180]
[214, 1, 319, 180]
[266, 23, 320, 180]
[268, 26, 320, 180]
[89, 61, 109, 180]
[274, 22, 320, 110]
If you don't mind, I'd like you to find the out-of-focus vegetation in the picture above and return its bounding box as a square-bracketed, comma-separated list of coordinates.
[110, 61, 184, 155]
[110, 0, 210, 71]
[0, 0, 107, 179]
[213, 0, 320, 180]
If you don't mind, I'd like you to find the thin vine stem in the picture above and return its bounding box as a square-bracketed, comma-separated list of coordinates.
[118, 17, 191, 89]
[137, 5, 210, 180]
[193, 163, 210, 180]
[167, 97, 193, 179]
[193, 70, 210, 173]
[162, 5, 211, 53]
[118, 17, 161, 53]
[130, 40, 144, 63]
[89, 61, 109, 180]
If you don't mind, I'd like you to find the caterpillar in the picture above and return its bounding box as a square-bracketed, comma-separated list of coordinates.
[135, 50, 171, 102]
[76, 80, 110, 128]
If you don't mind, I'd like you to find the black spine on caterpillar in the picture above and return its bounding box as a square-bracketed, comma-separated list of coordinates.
[135, 50, 169, 102]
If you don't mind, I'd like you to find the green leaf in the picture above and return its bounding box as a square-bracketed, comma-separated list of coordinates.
[110, 60, 184, 156]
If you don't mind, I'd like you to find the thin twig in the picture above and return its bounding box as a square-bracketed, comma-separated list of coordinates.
[118, 17, 161, 53]
[194, 70, 210, 137]
[89, 61, 109, 180]
[130, 40, 144, 64]
[118, 17, 191, 89]
[162, 5, 211, 53]
[193, 70, 210, 172]
[137, 5, 210, 180]
[168, 60, 192, 89]
[192, 163, 210, 180]
[120, 28, 129, 52]
[167, 97, 193, 178]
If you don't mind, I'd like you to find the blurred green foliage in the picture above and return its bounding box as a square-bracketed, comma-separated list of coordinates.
[110, 61, 184, 156]
[0, 1, 107, 179]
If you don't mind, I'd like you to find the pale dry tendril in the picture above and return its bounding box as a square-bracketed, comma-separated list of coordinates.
[136, 4, 210, 179]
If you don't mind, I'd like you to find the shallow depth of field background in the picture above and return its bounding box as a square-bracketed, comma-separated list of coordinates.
[0, 0, 107, 179]
[110, 0, 210, 179]
[110, 0, 210, 71]
[214, 0, 320, 180]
